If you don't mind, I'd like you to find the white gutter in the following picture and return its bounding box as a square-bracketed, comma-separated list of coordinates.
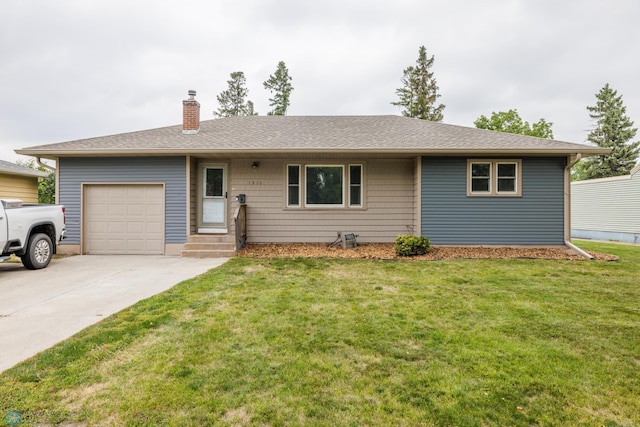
[15, 147, 612, 158]
[564, 153, 593, 259]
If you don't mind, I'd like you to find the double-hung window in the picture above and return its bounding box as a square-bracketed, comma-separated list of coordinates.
[349, 164, 362, 207]
[286, 163, 364, 208]
[470, 162, 491, 193]
[467, 159, 521, 196]
[287, 165, 301, 207]
[496, 162, 517, 193]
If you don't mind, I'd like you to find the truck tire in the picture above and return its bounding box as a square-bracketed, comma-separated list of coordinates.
[21, 233, 53, 270]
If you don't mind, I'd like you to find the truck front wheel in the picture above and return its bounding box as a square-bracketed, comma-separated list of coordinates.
[21, 233, 53, 270]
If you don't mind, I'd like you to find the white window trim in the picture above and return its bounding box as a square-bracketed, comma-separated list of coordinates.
[467, 159, 522, 197]
[348, 164, 363, 207]
[469, 161, 492, 195]
[284, 162, 365, 209]
[496, 161, 519, 195]
[286, 164, 301, 208]
[305, 164, 345, 208]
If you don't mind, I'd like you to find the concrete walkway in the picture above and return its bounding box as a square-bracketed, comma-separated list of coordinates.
[0, 255, 227, 373]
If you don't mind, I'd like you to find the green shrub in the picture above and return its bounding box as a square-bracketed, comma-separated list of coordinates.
[395, 234, 430, 256]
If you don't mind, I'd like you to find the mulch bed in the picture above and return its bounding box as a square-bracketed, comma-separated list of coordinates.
[238, 243, 619, 261]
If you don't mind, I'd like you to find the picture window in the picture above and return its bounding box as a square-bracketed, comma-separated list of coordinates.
[286, 163, 364, 208]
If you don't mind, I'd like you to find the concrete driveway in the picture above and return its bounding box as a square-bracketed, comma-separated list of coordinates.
[0, 255, 227, 373]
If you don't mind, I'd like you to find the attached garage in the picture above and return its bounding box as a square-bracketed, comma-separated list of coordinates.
[83, 184, 165, 255]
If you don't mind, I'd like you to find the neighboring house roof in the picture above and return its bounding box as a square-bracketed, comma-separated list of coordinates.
[16, 115, 609, 158]
[0, 159, 48, 177]
[572, 163, 640, 185]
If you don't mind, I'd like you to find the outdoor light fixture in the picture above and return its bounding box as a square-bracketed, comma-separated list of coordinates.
[251, 161, 260, 169]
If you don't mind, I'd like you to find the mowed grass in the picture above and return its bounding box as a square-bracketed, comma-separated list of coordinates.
[1, 241, 639, 426]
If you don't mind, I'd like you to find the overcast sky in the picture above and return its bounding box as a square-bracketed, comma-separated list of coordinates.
[2, 0, 639, 162]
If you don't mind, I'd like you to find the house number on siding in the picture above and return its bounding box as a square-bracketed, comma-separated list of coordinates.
[248, 180, 262, 185]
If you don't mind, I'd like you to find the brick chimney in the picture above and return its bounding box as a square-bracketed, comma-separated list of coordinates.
[182, 90, 200, 134]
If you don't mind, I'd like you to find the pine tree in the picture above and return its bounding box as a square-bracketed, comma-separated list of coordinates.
[474, 109, 554, 138]
[392, 45, 445, 121]
[263, 61, 293, 116]
[578, 84, 640, 179]
[246, 100, 258, 116]
[214, 71, 256, 117]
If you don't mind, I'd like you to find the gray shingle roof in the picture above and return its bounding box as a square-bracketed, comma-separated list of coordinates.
[16, 115, 608, 157]
[0, 159, 48, 177]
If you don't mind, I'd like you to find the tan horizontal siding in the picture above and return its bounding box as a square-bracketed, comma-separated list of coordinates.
[0, 174, 39, 203]
[571, 172, 640, 233]
[189, 157, 197, 235]
[229, 158, 415, 243]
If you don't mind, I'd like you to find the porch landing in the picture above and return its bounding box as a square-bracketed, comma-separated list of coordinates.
[181, 234, 236, 258]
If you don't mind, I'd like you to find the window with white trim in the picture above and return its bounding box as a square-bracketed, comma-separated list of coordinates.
[470, 162, 491, 193]
[349, 164, 362, 207]
[287, 165, 301, 207]
[496, 162, 517, 193]
[286, 163, 364, 208]
[306, 165, 344, 206]
[467, 159, 521, 196]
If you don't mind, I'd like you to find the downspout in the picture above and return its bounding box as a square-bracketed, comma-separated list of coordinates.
[415, 156, 422, 236]
[37, 157, 59, 205]
[36, 157, 56, 173]
[564, 153, 593, 259]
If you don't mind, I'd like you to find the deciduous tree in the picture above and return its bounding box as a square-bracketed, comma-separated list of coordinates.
[474, 109, 554, 138]
[16, 159, 56, 204]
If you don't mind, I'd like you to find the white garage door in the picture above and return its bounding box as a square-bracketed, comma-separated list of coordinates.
[84, 184, 165, 255]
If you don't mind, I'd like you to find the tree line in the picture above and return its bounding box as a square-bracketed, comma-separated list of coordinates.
[215, 46, 638, 181]
[393, 46, 639, 180]
[214, 61, 293, 117]
[17, 46, 639, 196]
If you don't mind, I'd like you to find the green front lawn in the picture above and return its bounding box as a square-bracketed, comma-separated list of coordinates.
[1, 241, 639, 426]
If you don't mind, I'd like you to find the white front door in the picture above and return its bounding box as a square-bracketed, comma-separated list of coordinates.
[199, 164, 227, 233]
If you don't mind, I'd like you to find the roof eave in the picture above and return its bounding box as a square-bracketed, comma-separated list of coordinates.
[0, 170, 48, 178]
[15, 147, 612, 159]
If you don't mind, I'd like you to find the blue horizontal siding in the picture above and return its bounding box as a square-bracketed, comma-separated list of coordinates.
[59, 157, 187, 244]
[421, 157, 566, 245]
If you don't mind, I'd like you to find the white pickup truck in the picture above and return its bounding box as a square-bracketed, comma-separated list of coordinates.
[0, 199, 66, 269]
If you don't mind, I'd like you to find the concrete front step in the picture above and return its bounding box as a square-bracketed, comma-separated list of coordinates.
[181, 234, 237, 258]
[183, 243, 236, 251]
[186, 234, 234, 244]
[181, 249, 236, 258]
